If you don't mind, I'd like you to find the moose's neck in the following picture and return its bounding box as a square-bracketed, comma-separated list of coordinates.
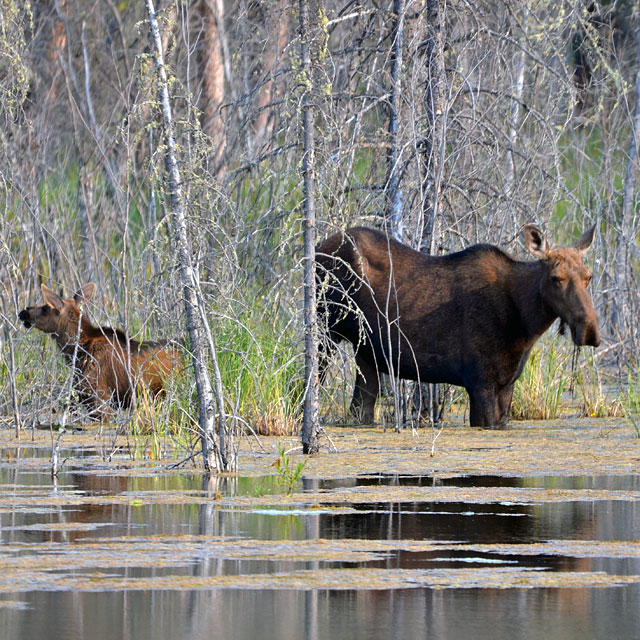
[511, 260, 557, 344]
[53, 314, 94, 362]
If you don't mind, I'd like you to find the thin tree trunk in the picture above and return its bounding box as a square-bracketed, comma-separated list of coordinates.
[615, 15, 640, 343]
[146, 0, 229, 472]
[42, 0, 67, 149]
[51, 311, 83, 477]
[504, 9, 528, 229]
[252, 0, 289, 154]
[299, 0, 320, 455]
[421, 0, 445, 255]
[419, 0, 446, 426]
[385, 0, 406, 234]
[384, 0, 408, 431]
[0, 292, 21, 437]
[201, 0, 227, 180]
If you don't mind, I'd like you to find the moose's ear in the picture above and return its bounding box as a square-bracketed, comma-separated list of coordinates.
[522, 224, 549, 259]
[74, 283, 96, 305]
[575, 224, 596, 254]
[41, 284, 65, 311]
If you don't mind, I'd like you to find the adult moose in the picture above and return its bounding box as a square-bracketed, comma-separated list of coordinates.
[316, 225, 600, 429]
[19, 283, 179, 418]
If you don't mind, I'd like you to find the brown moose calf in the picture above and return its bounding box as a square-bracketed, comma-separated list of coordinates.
[19, 283, 179, 418]
[316, 225, 601, 429]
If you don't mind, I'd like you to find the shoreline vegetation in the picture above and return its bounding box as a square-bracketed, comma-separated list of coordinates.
[1, 416, 637, 479]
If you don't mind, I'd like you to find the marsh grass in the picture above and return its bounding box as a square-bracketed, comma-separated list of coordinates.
[576, 352, 624, 419]
[621, 367, 640, 437]
[272, 442, 306, 495]
[511, 336, 633, 426]
[511, 338, 568, 420]
[127, 389, 175, 460]
[216, 311, 304, 436]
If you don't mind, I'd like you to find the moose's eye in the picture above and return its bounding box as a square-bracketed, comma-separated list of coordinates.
[551, 275, 563, 286]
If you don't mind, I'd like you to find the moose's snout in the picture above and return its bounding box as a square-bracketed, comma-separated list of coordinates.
[18, 309, 32, 328]
[571, 318, 601, 348]
[585, 324, 601, 348]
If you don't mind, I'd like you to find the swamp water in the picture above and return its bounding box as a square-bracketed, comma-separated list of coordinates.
[0, 427, 639, 640]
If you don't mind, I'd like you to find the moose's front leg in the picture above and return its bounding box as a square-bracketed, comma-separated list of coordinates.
[467, 386, 501, 429]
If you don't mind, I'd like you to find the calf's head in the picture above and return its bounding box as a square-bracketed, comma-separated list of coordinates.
[523, 225, 600, 348]
[18, 283, 96, 339]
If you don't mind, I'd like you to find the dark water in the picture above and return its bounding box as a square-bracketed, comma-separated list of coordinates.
[1, 452, 639, 640]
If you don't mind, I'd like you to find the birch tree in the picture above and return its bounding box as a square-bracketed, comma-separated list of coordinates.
[146, 0, 231, 472]
[615, 10, 640, 343]
[299, 0, 320, 455]
[420, 0, 446, 255]
[385, 0, 406, 233]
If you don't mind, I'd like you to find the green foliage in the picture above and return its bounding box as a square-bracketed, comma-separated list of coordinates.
[253, 482, 270, 497]
[126, 384, 189, 460]
[555, 124, 628, 239]
[512, 338, 568, 421]
[272, 442, 305, 495]
[216, 308, 304, 435]
[0, 0, 32, 126]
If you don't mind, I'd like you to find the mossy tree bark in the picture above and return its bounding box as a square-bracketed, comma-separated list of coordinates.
[146, 0, 230, 472]
[299, 0, 320, 455]
[420, 0, 447, 427]
[421, 0, 446, 256]
[616, 14, 640, 347]
[384, 0, 406, 233]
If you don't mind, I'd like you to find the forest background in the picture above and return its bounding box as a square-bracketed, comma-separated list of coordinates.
[0, 0, 638, 470]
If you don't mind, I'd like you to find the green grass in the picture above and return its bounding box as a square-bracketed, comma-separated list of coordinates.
[575, 352, 624, 419]
[511, 338, 568, 421]
[273, 442, 305, 495]
[216, 310, 304, 436]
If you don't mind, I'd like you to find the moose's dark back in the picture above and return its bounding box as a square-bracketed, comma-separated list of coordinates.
[316, 225, 600, 428]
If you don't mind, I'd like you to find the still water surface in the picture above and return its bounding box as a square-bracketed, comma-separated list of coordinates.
[0, 448, 639, 640]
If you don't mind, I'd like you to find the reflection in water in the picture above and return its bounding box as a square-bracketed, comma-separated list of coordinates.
[0, 461, 639, 640]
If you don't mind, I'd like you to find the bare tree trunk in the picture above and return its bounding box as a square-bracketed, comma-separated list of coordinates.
[51, 311, 83, 477]
[146, 0, 229, 472]
[384, 0, 406, 234]
[420, 0, 445, 255]
[41, 0, 67, 159]
[419, 0, 446, 426]
[504, 8, 528, 230]
[252, 0, 289, 154]
[0, 291, 21, 437]
[615, 14, 640, 346]
[200, 0, 227, 180]
[299, 0, 320, 455]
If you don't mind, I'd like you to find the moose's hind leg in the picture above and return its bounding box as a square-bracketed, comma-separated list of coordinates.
[318, 331, 340, 386]
[350, 355, 379, 424]
[496, 384, 515, 428]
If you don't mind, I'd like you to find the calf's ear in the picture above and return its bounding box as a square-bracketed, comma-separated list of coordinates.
[522, 225, 548, 259]
[74, 283, 96, 305]
[575, 224, 596, 254]
[41, 284, 65, 311]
